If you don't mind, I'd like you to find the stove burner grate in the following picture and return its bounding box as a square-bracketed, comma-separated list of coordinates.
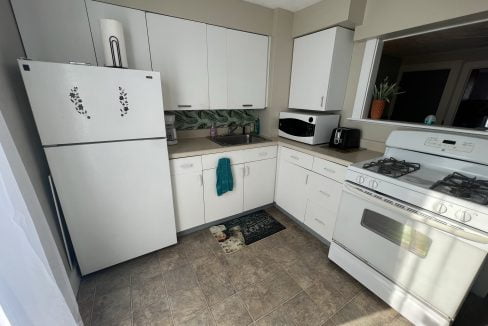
[363, 157, 421, 178]
[430, 172, 488, 205]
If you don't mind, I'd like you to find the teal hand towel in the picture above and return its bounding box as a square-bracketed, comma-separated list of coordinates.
[216, 158, 233, 196]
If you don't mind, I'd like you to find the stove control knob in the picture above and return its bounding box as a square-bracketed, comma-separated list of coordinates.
[435, 203, 448, 214]
[369, 180, 379, 189]
[356, 175, 365, 184]
[456, 210, 472, 223]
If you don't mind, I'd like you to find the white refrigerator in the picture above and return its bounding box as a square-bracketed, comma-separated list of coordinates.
[19, 60, 177, 275]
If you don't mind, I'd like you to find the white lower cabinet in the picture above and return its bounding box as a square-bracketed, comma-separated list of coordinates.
[244, 158, 276, 211]
[170, 157, 205, 232]
[304, 172, 342, 241]
[203, 164, 245, 223]
[275, 160, 309, 222]
[170, 144, 343, 242]
[171, 172, 205, 232]
[275, 146, 345, 242]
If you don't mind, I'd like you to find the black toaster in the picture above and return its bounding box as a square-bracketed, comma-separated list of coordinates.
[329, 128, 360, 149]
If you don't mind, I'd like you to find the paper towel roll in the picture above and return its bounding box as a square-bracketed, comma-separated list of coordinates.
[100, 19, 128, 68]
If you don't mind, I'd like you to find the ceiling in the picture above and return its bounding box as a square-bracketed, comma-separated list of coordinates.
[383, 21, 488, 57]
[242, 0, 323, 12]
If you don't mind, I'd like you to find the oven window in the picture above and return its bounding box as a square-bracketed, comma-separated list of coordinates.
[361, 209, 432, 258]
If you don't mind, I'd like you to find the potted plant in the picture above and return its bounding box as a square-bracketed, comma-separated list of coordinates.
[370, 77, 403, 119]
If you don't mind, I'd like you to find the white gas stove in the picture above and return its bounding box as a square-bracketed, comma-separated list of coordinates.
[329, 130, 488, 326]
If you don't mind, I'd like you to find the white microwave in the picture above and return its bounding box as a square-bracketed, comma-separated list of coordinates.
[278, 112, 340, 145]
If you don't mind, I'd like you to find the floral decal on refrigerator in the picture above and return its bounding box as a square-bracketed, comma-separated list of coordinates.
[118, 87, 129, 116]
[69, 87, 91, 119]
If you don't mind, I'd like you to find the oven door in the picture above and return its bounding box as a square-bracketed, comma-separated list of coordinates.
[333, 182, 488, 319]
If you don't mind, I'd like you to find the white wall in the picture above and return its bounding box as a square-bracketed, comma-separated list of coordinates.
[292, 0, 366, 37]
[259, 9, 294, 138]
[98, 0, 274, 35]
[342, 0, 488, 151]
[0, 0, 79, 302]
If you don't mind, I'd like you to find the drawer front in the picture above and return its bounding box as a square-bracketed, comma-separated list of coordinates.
[304, 201, 337, 242]
[308, 173, 342, 211]
[279, 146, 313, 170]
[312, 157, 346, 182]
[202, 150, 245, 170]
[170, 156, 203, 175]
[245, 145, 277, 162]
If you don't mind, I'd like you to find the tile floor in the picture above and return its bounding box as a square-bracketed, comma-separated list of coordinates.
[77, 207, 413, 326]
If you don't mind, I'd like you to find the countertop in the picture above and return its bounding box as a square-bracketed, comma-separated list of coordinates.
[168, 136, 382, 166]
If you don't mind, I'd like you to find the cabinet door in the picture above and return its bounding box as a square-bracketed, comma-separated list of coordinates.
[207, 25, 228, 110]
[243, 158, 276, 211]
[146, 14, 209, 110]
[304, 173, 342, 241]
[288, 28, 335, 111]
[11, 0, 96, 64]
[227, 30, 268, 109]
[171, 172, 205, 232]
[87, 1, 151, 70]
[275, 160, 309, 221]
[203, 164, 244, 223]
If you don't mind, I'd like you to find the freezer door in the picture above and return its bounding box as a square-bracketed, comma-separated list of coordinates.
[45, 139, 176, 275]
[18, 60, 165, 146]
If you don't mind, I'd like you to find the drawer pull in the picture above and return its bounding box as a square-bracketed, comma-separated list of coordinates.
[259, 152, 268, 157]
[314, 218, 325, 225]
[323, 167, 336, 174]
[177, 104, 192, 108]
[319, 190, 331, 197]
[290, 155, 299, 160]
[181, 163, 194, 169]
[242, 104, 253, 107]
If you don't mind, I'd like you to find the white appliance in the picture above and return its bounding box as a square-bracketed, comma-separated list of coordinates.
[18, 59, 177, 275]
[278, 111, 339, 145]
[164, 113, 178, 145]
[330, 130, 488, 326]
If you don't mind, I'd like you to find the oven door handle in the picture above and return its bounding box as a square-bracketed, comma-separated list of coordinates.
[344, 183, 488, 244]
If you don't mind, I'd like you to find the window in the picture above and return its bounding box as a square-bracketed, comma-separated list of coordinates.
[353, 21, 488, 132]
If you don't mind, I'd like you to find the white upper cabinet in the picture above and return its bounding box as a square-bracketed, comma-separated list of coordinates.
[207, 25, 228, 110]
[289, 27, 353, 112]
[86, 1, 151, 70]
[207, 27, 269, 110]
[228, 30, 269, 109]
[146, 14, 209, 110]
[11, 0, 96, 64]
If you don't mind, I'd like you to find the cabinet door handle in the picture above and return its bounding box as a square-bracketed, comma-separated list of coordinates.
[319, 190, 330, 197]
[242, 167, 246, 177]
[242, 104, 253, 107]
[199, 174, 203, 186]
[305, 175, 309, 184]
[323, 167, 335, 174]
[177, 104, 192, 108]
[314, 217, 325, 225]
[320, 96, 324, 107]
[246, 166, 250, 176]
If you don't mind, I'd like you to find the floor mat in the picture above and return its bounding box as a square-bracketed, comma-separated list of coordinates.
[209, 210, 286, 254]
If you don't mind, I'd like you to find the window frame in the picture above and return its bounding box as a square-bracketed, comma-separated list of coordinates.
[350, 20, 488, 136]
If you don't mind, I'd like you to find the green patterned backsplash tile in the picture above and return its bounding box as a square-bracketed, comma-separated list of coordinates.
[172, 110, 258, 130]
